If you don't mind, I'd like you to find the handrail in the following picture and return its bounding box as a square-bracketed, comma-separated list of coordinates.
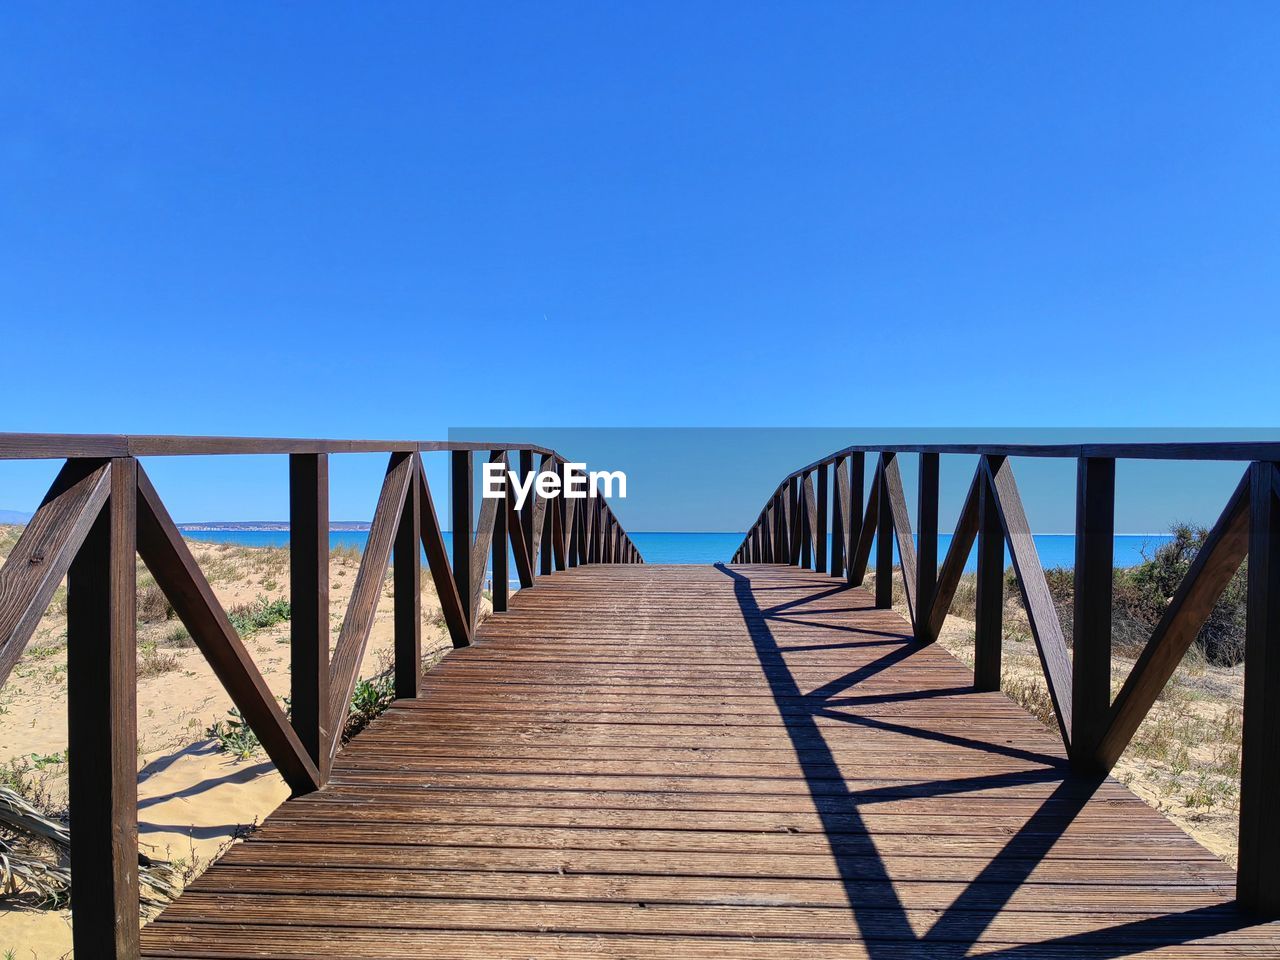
[0, 436, 640, 958]
[0, 432, 562, 459]
[774, 441, 1280, 481]
[733, 443, 1280, 918]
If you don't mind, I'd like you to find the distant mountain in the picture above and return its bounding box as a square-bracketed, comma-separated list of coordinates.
[176, 521, 372, 532]
[0, 509, 32, 525]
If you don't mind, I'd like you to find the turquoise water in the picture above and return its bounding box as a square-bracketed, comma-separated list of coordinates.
[181, 529, 1173, 573]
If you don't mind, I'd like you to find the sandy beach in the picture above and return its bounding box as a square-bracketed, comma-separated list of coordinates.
[0, 532, 456, 959]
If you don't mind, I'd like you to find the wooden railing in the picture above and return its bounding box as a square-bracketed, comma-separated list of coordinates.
[0, 434, 640, 958]
[733, 441, 1280, 916]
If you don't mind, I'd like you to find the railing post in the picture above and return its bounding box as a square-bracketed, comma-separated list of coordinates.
[290, 453, 331, 778]
[847, 453, 865, 586]
[393, 453, 421, 699]
[916, 453, 939, 642]
[519, 449, 536, 579]
[1071, 455, 1115, 771]
[974, 460, 1004, 691]
[875, 457, 893, 609]
[539, 455, 555, 575]
[550, 460, 567, 572]
[831, 458, 845, 578]
[567, 483, 581, 568]
[595, 502, 603, 564]
[1239, 460, 1280, 915]
[492, 454, 509, 611]
[67, 457, 138, 960]
[452, 450, 474, 631]
[799, 473, 813, 569]
[775, 492, 786, 563]
[816, 464, 829, 573]
[558, 460, 575, 571]
[788, 476, 801, 564]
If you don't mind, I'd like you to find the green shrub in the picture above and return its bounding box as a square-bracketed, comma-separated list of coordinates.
[1123, 524, 1246, 665]
[343, 674, 395, 742]
[207, 672, 398, 759]
[227, 597, 291, 637]
[1032, 523, 1247, 666]
[206, 708, 261, 759]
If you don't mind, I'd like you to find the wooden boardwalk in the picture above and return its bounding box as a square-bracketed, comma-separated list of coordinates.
[141, 564, 1280, 958]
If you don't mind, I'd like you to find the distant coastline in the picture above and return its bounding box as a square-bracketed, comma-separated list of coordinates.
[177, 521, 372, 532]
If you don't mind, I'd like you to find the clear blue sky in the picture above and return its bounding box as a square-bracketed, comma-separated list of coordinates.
[2, 4, 1278, 524]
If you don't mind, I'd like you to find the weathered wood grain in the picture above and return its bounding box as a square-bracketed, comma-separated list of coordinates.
[0, 457, 111, 687]
[140, 564, 1273, 959]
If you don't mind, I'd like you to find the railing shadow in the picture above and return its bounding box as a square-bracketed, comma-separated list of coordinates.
[715, 563, 1261, 958]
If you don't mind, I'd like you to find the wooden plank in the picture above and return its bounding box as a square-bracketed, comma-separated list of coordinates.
[136, 465, 320, 795]
[983, 455, 1073, 748]
[5, 434, 1280, 464]
[916, 453, 938, 641]
[328, 452, 414, 750]
[1096, 469, 1251, 768]
[506, 481, 535, 589]
[553, 461, 570, 571]
[452, 451, 474, 627]
[519, 449, 536, 575]
[551, 491, 566, 571]
[815, 464, 828, 574]
[289, 453, 331, 779]
[567, 487, 582, 568]
[560, 461, 577, 571]
[974, 468, 1003, 692]
[769, 440, 1280, 476]
[1071, 456, 1114, 772]
[875, 458, 893, 609]
[776, 490, 787, 565]
[0, 457, 112, 687]
[1238, 461, 1280, 915]
[0, 433, 129, 459]
[417, 458, 471, 648]
[67, 457, 137, 960]
[830, 466, 845, 577]
[787, 476, 801, 564]
[881, 453, 917, 622]
[469, 452, 504, 616]
[801, 473, 817, 569]
[532, 454, 551, 572]
[394, 459, 422, 700]
[141, 562, 1273, 960]
[846, 453, 864, 585]
[540, 468, 556, 574]
[492, 453, 509, 613]
[584, 497, 597, 564]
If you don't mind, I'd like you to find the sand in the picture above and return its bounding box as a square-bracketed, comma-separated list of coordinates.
[0, 535, 457, 958]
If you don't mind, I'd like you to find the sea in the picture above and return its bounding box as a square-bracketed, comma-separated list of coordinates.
[179, 529, 1175, 588]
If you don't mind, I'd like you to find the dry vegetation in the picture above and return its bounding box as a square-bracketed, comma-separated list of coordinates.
[865, 527, 1245, 864]
[0, 526, 464, 955]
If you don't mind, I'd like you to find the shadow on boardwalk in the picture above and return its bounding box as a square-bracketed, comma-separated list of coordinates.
[717, 563, 1260, 959]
